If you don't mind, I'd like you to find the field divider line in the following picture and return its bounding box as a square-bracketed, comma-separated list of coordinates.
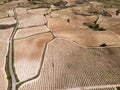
[16, 31, 55, 89]
[83, 84, 120, 89]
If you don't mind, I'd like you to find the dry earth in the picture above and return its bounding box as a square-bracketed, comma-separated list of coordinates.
[0, 0, 120, 90]
[54, 30, 120, 46]
[7, 7, 28, 17]
[0, 41, 8, 90]
[18, 13, 47, 28]
[14, 25, 49, 39]
[19, 38, 120, 90]
[0, 17, 16, 25]
[14, 32, 53, 81]
[0, 20, 14, 90]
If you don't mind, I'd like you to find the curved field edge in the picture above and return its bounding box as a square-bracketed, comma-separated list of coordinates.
[16, 34, 54, 90]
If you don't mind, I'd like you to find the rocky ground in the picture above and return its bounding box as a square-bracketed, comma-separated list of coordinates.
[0, 0, 120, 90]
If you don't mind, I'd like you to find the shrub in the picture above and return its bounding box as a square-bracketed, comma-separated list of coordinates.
[100, 43, 107, 47]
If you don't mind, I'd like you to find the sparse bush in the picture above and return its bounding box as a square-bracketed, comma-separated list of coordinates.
[101, 10, 112, 17]
[67, 19, 70, 23]
[83, 23, 106, 31]
[117, 87, 120, 90]
[53, 1, 67, 7]
[116, 8, 120, 15]
[100, 43, 107, 47]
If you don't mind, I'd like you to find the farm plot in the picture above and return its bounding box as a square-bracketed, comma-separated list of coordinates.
[18, 13, 47, 28]
[47, 16, 91, 32]
[0, 27, 13, 41]
[0, 1, 18, 12]
[0, 12, 8, 19]
[14, 32, 53, 81]
[7, 7, 28, 17]
[19, 38, 120, 90]
[0, 41, 9, 90]
[27, 8, 48, 14]
[0, 17, 16, 25]
[0, 71, 8, 90]
[14, 25, 49, 39]
[54, 30, 120, 46]
[98, 16, 120, 29]
[108, 23, 120, 35]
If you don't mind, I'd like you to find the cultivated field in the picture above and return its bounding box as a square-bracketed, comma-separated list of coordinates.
[0, 70, 8, 90]
[7, 7, 28, 17]
[98, 16, 120, 29]
[18, 13, 47, 28]
[14, 32, 53, 81]
[54, 30, 120, 46]
[47, 16, 91, 32]
[0, 41, 9, 90]
[14, 25, 49, 39]
[0, 0, 120, 90]
[0, 12, 8, 19]
[19, 38, 120, 90]
[0, 17, 16, 25]
[27, 8, 49, 14]
[0, 27, 13, 41]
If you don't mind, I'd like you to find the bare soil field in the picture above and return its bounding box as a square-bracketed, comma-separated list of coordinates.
[84, 15, 97, 23]
[18, 13, 47, 28]
[96, 0, 120, 8]
[0, 27, 13, 41]
[0, 0, 120, 90]
[0, 41, 8, 69]
[104, 8, 117, 16]
[27, 8, 48, 14]
[14, 25, 49, 39]
[0, 17, 16, 25]
[0, 41, 9, 90]
[108, 23, 120, 35]
[0, 12, 8, 19]
[0, 1, 18, 12]
[54, 30, 120, 46]
[14, 32, 53, 81]
[19, 38, 120, 90]
[0, 70, 8, 90]
[7, 7, 28, 17]
[47, 16, 91, 32]
[49, 8, 74, 18]
[89, 1, 103, 7]
[72, 5, 102, 15]
[98, 16, 120, 29]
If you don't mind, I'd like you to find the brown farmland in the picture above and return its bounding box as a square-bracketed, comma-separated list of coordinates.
[19, 38, 120, 90]
[14, 32, 53, 81]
